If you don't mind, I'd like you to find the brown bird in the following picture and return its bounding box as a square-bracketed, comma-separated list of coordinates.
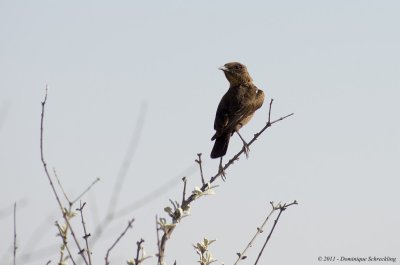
[211, 62, 265, 165]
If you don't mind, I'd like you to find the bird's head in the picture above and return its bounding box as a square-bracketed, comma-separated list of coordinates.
[219, 62, 253, 86]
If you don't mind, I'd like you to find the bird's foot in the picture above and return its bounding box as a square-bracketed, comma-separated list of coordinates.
[218, 160, 226, 181]
[236, 131, 250, 159]
[242, 143, 250, 159]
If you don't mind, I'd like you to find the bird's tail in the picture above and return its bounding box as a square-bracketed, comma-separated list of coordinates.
[211, 133, 231, 159]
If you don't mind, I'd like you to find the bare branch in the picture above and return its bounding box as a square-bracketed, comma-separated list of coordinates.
[158, 230, 172, 265]
[40, 88, 88, 265]
[253, 201, 298, 265]
[0, 199, 27, 220]
[181, 177, 187, 205]
[155, 215, 161, 262]
[72, 178, 100, 205]
[233, 204, 276, 265]
[77, 202, 92, 265]
[105, 218, 135, 265]
[267, 98, 273, 124]
[53, 168, 72, 206]
[135, 239, 145, 265]
[195, 153, 205, 185]
[56, 222, 77, 265]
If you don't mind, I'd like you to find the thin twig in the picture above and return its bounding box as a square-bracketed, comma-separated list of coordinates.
[56, 222, 77, 265]
[267, 98, 273, 123]
[181, 177, 187, 205]
[0, 199, 27, 220]
[40, 88, 89, 265]
[233, 204, 276, 265]
[57, 218, 68, 265]
[155, 215, 161, 262]
[105, 218, 135, 265]
[77, 202, 92, 265]
[135, 239, 145, 265]
[53, 170, 98, 264]
[72, 178, 100, 205]
[195, 153, 205, 185]
[13, 202, 17, 265]
[53, 167, 100, 207]
[253, 201, 298, 265]
[53, 168, 72, 205]
[158, 231, 170, 265]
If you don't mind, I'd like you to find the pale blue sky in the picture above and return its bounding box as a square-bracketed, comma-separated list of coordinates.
[1, 1, 399, 264]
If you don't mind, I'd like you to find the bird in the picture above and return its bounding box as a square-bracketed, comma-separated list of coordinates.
[211, 62, 265, 176]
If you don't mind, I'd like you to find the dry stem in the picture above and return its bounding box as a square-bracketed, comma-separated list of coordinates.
[105, 218, 135, 265]
[40, 88, 88, 265]
[77, 202, 92, 265]
[253, 201, 298, 265]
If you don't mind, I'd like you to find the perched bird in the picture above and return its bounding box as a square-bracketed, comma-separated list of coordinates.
[211, 62, 265, 165]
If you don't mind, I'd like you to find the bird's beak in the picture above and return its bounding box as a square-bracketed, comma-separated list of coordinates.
[218, 65, 229, 72]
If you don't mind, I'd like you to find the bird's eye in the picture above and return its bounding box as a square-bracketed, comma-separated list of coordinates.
[235, 65, 241, 69]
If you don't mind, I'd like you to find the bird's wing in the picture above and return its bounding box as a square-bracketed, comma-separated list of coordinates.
[212, 93, 230, 139]
[253, 88, 265, 110]
[225, 88, 265, 132]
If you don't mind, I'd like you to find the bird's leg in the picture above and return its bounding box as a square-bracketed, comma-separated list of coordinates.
[236, 130, 250, 158]
[218, 157, 226, 181]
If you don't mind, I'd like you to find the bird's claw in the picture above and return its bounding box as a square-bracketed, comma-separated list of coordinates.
[218, 164, 226, 181]
[242, 143, 250, 159]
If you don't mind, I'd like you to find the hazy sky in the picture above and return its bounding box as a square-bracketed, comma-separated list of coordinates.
[1, 1, 399, 265]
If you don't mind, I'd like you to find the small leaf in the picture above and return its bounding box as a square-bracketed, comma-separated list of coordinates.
[126, 259, 135, 265]
[164, 206, 173, 214]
